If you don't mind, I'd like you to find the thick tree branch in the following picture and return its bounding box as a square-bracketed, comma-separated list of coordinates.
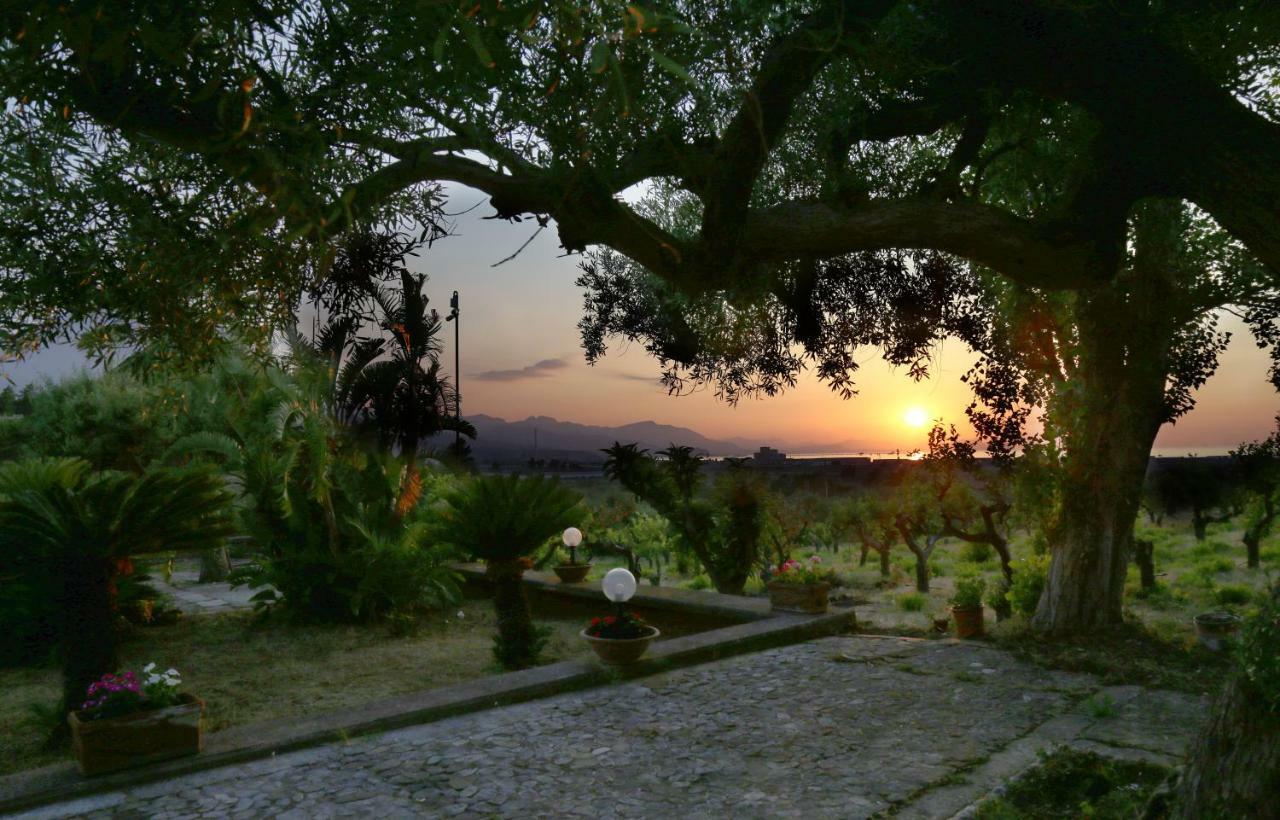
[701, 0, 895, 244]
[741, 198, 1110, 289]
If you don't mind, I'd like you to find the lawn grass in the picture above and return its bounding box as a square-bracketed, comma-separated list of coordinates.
[0, 598, 589, 777]
[991, 621, 1232, 694]
[975, 749, 1169, 820]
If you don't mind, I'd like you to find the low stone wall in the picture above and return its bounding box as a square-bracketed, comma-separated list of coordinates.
[455, 563, 768, 638]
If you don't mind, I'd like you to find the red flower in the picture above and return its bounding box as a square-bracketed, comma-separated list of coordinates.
[590, 617, 601, 627]
[604, 616, 617, 625]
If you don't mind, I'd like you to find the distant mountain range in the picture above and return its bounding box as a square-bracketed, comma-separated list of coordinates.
[444, 414, 750, 460]
[427, 414, 870, 462]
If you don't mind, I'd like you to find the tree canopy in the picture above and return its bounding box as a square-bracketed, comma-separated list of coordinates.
[4, 1, 1280, 354]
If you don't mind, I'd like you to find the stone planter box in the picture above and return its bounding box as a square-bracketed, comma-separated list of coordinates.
[69, 694, 205, 776]
[580, 626, 660, 665]
[951, 605, 984, 639]
[767, 581, 830, 614]
[553, 563, 591, 584]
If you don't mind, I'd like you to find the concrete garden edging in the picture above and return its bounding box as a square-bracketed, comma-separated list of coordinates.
[0, 576, 854, 815]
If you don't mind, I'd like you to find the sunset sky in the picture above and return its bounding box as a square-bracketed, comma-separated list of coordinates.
[6, 183, 1278, 453]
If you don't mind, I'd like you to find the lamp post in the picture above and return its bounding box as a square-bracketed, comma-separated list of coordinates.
[445, 290, 460, 451]
[562, 526, 583, 566]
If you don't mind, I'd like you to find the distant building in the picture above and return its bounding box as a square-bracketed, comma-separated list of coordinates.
[753, 446, 787, 465]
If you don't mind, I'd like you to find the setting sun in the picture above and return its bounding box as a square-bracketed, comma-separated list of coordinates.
[904, 407, 929, 428]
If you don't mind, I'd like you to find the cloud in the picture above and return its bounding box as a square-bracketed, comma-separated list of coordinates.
[471, 358, 570, 382]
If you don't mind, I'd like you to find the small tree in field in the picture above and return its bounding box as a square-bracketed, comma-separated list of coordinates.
[602, 444, 766, 595]
[1146, 458, 1243, 542]
[1232, 419, 1280, 569]
[921, 425, 1015, 583]
[850, 496, 896, 581]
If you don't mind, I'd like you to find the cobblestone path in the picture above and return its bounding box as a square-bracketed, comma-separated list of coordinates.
[20, 637, 1205, 819]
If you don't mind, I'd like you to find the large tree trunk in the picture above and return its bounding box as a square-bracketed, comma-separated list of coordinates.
[878, 548, 891, 578]
[1032, 210, 1179, 634]
[1032, 422, 1155, 632]
[1168, 676, 1280, 819]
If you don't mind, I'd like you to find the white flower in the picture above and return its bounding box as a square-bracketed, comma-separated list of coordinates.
[143, 662, 157, 673]
[456, 610, 465, 619]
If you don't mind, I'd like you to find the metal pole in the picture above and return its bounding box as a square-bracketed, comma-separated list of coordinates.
[450, 290, 460, 450]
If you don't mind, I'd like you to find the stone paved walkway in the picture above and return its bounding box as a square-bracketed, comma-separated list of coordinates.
[151, 568, 259, 616]
[18, 637, 1205, 820]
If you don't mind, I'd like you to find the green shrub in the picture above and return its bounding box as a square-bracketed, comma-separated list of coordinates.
[1132, 582, 1182, 610]
[1195, 555, 1235, 574]
[961, 541, 993, 564]
[1196, 539, 1234, 555]
[1008, 554, 1051, 616]
[1214, 584, 1253, 606]
[1174, 567, 1215, 591]
[685, 574, 712, 591]
[897, 592, 927, 612]
[1239, 587, 1280, 711]
[1083, 693, 1117, 718]
[951, 574, 986, 609]
[16, 375, 179, 472]
[985, 579, 1011, 614]
[975, 750, 1168, 820]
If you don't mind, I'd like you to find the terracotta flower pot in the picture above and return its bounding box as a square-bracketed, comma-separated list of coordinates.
[553, 563, 591, 584]
[767, 581, 830, 614]
[952, 605, 984, 639]
[69, 694, 205, 776]
[580, 626, 660, 665]
[1195, 611, 1242, 651]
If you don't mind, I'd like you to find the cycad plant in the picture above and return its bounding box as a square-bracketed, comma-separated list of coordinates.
[0, 458, 234, 722]
[435, 475, 583, 669]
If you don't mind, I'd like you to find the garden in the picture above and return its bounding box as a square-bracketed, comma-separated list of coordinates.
[4, 1, 1280, 816]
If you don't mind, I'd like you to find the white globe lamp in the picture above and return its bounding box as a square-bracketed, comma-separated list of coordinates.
[602, 568, 638, 603]
[562, 527, 583, 566]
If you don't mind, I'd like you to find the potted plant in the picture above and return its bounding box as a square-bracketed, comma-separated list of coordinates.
[68, 663, 203, 776]
[951, 575, 987, 638]
[1195, 610, 1243, 651]
[767, 556, 833, 614]
[553, 526, 591, 583]
[581, 610, 660, 665]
